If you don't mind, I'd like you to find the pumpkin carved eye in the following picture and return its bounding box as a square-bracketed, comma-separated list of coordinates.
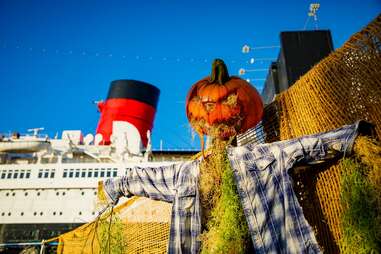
[203, 102, 216, 112]
[222, 94, 238, 106]
[186, 58, 263, 152]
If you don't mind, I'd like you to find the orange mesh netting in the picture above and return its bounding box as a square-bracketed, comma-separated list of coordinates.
[54, 197, 172, 254]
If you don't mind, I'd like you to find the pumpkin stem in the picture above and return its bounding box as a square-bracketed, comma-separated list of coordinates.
[209, 59, 230, 84]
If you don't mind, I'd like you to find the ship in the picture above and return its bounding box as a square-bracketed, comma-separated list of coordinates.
[0, 80, 197, 253]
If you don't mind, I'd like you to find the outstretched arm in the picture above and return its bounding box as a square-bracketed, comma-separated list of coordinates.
[269, 121, 372, 170]
[292, 120, 373, 166]
[98, 161, 196, 205]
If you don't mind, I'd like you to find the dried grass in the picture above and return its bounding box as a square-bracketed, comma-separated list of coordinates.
[98, 208, 128, 254]
[199, 138, 250, 254]
[339, 136, 381, 253]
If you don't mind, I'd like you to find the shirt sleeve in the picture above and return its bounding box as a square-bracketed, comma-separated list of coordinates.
[286, 120, 367, 167]
[101, 162, 183, 204]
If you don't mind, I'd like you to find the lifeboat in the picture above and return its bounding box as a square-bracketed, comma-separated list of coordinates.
[0, 139, 49, 153]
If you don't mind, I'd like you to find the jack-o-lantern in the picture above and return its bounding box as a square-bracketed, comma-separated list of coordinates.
[186, 58, 263, 149]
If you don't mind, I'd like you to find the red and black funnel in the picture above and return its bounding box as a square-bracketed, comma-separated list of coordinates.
[96, 80, 160, 146]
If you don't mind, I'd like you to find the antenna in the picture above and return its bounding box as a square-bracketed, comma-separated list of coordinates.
[27, 127, 44, 136]
[304, 3, 320, 30]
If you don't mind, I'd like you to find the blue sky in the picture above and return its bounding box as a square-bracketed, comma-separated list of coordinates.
[0, 0, 380, 150]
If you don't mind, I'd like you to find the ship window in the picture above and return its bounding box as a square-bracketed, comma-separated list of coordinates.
[1, 212, 4, 216]
[20, 170, 25, 179]
[25, 192, 28, 196]
[81, 169, 86, 178]
[33, 212, 37, 216]
[75, 169, 80, 178]
[94, 169, 99, 178]
[37, 192, 40, 196]
[100, 168, 105, 177]
[38, 169, 43, 178]
[26, 170, 31, 178]
[12, 193, 15, 196]
[44, 169, 49, 178]
[81, 191, 85, 195]
[63, 169, 68, 178]
[59, 212, 62, 215]
[1, 171, 5, 179]
[8, 212, 11, 216]
[50, 169, 55, 178]
[69, 169, 74, 178]
[53, 212, 56, 215]
[6, 193, 9, 196]
[87, 169, 93, 178]
[7, 170, 12, 179]
[113, 168, 117, 177]
[106, 168, 111, 177]
[62, 192, 66, 196]
[21, 212, 24, 216]
[13, 170, 19, 179]
[40, 212, 43, 216]
[79, 211, 82, 215]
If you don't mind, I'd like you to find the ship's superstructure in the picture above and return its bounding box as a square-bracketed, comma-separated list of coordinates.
[0, 80, 197, 251]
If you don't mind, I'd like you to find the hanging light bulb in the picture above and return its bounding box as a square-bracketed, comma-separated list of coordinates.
[242, 45, 250, 53]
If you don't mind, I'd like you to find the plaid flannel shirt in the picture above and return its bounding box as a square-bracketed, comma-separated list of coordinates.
[103, 122, 362, 254]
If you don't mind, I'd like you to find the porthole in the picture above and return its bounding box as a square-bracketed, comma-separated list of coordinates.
[40, 212, 43, 216]
[12, 193, 15, 196]
[1, 212, 4, 216]
[37, 192, 40, 196]
[6, 193, 9, 196]
[56, 192, 59, 196]
[79, 212, 82, 215]
[62, 192, 66, 196]
[33, 212, 37, 216]
[25, 192, 28, 196]
[8, 212, 11, 216]
[94, 191, 97, 196]
[59, 212, 62, 215]
[21, 212, 24, 216]
[92, 212, 95, 215]
[81, 192, 85, 195]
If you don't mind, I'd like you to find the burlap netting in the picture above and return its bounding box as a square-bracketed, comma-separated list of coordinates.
[53, 14, 381, 253]
[262, 14, 381, 253]
[55, 197, 172, 254]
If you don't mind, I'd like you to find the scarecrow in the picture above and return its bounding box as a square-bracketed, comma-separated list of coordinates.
[98, 59, 375, 254]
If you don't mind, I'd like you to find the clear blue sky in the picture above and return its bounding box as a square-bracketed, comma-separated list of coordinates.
[0, 0, 380, 150]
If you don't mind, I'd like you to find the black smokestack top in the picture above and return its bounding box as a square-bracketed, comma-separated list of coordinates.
[107, 79, 160, 108]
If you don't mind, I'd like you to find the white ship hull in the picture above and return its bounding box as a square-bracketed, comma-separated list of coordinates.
[0, 161, 174, 225]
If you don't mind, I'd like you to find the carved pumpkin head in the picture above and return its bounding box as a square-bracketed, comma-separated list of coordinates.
[186, 59, 263, 146]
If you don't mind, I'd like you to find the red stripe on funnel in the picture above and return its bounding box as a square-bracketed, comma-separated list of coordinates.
[96, 98, 157, 146]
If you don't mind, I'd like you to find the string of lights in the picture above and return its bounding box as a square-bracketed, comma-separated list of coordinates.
[0, 41, 278, 65]
[239, 44, 279, 82]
